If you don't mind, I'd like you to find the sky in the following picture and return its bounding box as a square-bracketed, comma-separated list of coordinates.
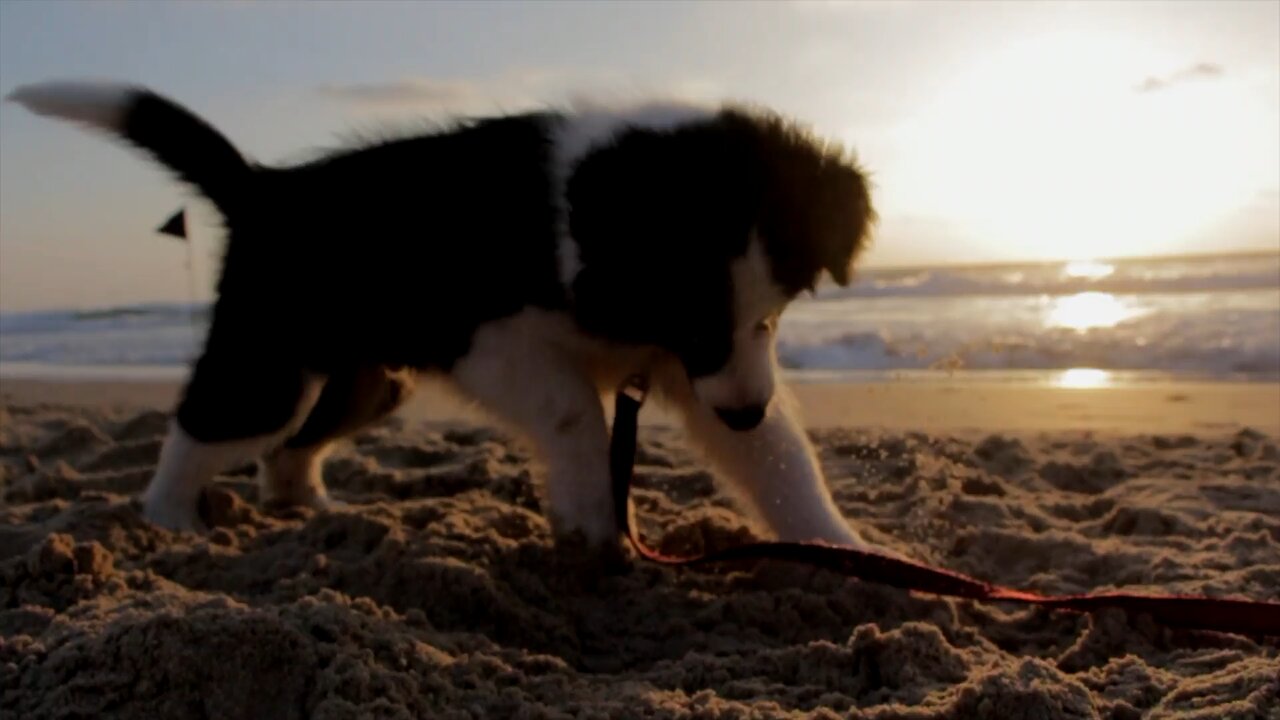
[0, 0, 1277, 312]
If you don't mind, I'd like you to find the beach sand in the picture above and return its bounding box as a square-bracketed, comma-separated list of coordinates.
[2, 376, 1278, 718]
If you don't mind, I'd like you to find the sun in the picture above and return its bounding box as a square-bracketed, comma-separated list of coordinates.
[889, 28, 1277, 261]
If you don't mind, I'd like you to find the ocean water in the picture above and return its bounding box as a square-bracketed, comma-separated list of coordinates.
[1, 253, 1277, 385]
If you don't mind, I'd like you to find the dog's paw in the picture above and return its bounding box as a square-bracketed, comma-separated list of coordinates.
[261, 489, 334, 512]
[549, 505, 620, 547]
[311, 495, 347, 511]
[553, 530, 632, 580]
[141, 493, 206, 532]
[257, 455, 331, 512]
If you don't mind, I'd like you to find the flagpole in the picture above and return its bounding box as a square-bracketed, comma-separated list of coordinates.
[184, 237, 198, 352]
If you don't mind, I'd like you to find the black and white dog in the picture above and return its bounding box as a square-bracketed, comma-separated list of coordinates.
[9, 81, 876, 553]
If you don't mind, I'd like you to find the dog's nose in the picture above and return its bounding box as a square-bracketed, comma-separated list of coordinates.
[714, 405, 767, 431]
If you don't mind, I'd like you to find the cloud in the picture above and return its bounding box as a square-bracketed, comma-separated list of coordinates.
[790, 0, 918, 14]
[315, 68, 581, 117]
[316, 68, 725, 118]
[316, 78, 491, 107]
[1135, 62, 1224, 93]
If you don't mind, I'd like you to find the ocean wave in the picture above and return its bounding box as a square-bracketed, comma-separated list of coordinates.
[829, 254, 1279, 300]
[0, 329, 200, 367]
[777, 323, 1280, 379]
[0, 303, 209, 335]
[0, 305, 204, 367]
[1, 255, 1277, 380]
[779, 275, 1280, 380]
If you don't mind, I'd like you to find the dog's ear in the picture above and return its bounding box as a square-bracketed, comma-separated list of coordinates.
[817, 161, 876, 287]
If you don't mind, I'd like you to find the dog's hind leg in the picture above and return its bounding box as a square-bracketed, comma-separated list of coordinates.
[142, 354, 325, 531]
[261, 366, 416, 509]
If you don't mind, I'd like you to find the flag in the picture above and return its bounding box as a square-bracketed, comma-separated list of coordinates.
[157, 208, 187, 240]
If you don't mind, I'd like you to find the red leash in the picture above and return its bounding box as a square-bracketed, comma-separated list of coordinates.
[610, 378, 1280, 638]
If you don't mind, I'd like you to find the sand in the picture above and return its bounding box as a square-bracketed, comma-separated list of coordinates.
[1, 377, 1278, 719]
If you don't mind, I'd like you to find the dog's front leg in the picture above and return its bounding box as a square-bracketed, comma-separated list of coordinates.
[468, 378, 616, 545]
[451, 328, 616, 548]
[677, 384, 867, 548]
[532, 397, 617, 547]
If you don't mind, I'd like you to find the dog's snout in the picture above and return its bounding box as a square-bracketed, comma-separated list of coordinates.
[714, 405, 767, 432]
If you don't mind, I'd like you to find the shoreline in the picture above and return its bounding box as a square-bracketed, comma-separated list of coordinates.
[4, 361, 1274, 386]
[4, 372, 1277, 436]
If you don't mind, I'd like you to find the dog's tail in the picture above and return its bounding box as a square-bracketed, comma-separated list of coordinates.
[8, 80, 251, 216]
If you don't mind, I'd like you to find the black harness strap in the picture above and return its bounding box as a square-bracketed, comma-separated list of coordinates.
[610, 377, 1280, 638]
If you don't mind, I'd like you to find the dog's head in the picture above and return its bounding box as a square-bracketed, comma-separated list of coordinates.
[564, 104, 875, 430]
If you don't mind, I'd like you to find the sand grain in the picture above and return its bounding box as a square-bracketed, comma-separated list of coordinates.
[2, 401, 1278, 719]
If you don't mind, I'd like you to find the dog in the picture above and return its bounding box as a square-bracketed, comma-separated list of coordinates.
[8, 80, 876, 555]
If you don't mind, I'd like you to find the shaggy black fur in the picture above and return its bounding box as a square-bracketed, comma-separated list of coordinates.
[104, 92, 873, 443]
[565, 106, 874, 378]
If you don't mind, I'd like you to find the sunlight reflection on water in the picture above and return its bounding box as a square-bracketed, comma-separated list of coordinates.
[1054, 367, 1112, 388]
[1062, 260, 1115, 280]
[1047, 291, 1146, 330]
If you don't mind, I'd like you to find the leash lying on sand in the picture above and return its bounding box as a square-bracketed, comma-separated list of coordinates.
[610, 376, 1280, 638]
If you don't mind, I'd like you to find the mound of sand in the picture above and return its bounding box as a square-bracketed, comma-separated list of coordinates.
[1, 402, 1277, 718]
